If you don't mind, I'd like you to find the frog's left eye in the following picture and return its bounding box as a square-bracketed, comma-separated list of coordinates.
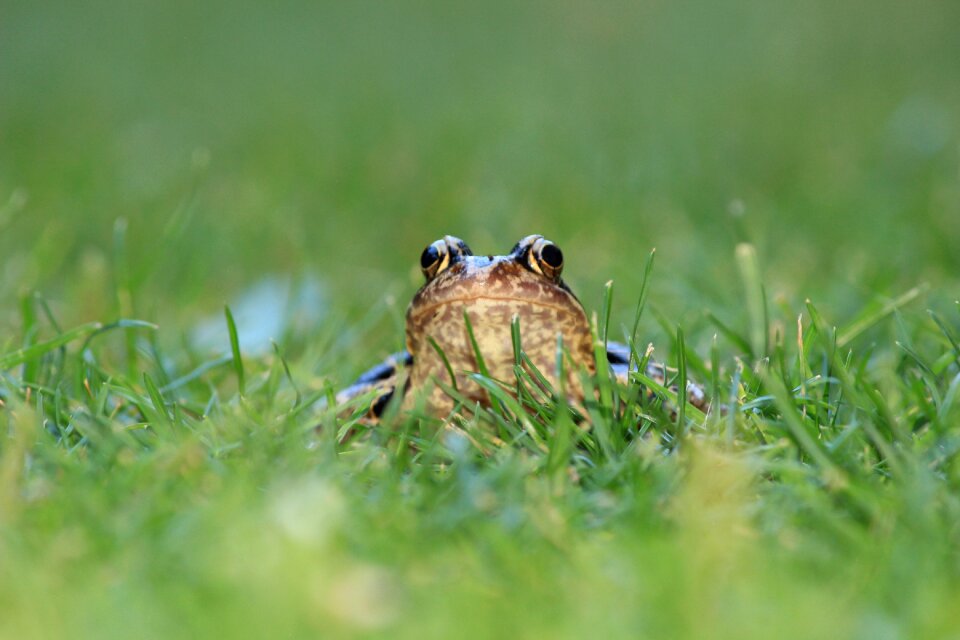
[528, 237, 564, 280]
[420, 235, 473, 282]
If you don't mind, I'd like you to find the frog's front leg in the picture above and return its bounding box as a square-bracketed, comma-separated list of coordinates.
[606, 341, 709, 413]
[336, 351, 411, 423]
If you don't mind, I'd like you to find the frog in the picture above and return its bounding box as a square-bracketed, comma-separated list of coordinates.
[336, 234, 707, 421]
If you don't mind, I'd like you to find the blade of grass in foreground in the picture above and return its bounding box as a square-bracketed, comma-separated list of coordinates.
[79, 319, 159, 354]
[676, 326, 687, 435]
[469, 374, 546, 453]
[511, 316, 556, 413]
[159, 355, 233, 394]
[464, 309, 513, 423]
[536, 333, 576, 476]
[142, 372, 173, 431]
[710, 333, 720, 412]
[0, 322, 104, 370]
[805, 300, 904, 477]
[761, 369, 844, 485]
[599, 280, 614, 349]
[19, 292, 39, 388]
[272, 340, 302, 409]
[112, 218, 137, 373]
[705, 311, 754, 357]
[630, 370, 707, 423]
[462, 310, 490, 379]
[590, 312, 615, 415]
[428, 336, 459, 392]
[510, 314, 523, 368]
[836, 284, 927, 349]
[736, 242, 768, 359]
[929, 309, 960, 367]
[629, 248, 656, 369]
[224, 305, 245, 396]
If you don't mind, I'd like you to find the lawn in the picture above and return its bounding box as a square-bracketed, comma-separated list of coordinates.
[2, 1, 960, 638]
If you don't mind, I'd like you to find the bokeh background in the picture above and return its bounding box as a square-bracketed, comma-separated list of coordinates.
[2, 0, 959, 371]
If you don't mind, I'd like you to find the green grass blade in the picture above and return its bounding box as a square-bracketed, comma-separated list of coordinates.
[224, 305, 245, 396]
[510, 314, 523, 368]
[590, 312, 614, 415]
[705, 311, 754, 356]
[427, 337, 458, 392]
[629, 248, 656, 367]
[462, 310, 490, 378]
[631, 370, 707, 423]
[0, 322, 104, 371]
[735, 242, 767, 358]
[272, 340, 302, 409]
[79, 319, 159, 354]
[929, 309, 960, 366]
[676, 326, 687, 435]
[19, 292, 39, 388]
[33, 292, 64, 335]
[762, 371, 843, 481]
[836, 284, 928, 348]
[159, 355, 233, 394]
[113, 217, 139, 376]
[805, 300, 904, 476]
[599, 280, 614, 348]
[710, 333, 720, 411]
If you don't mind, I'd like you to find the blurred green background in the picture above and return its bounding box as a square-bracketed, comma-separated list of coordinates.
[3, 0, 958, 367]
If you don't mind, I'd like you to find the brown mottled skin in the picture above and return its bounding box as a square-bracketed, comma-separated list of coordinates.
[337, 235, 707, 421]
[406, 251, 594, 414]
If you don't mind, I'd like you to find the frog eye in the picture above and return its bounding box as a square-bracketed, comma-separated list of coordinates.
[420, 235, 473, 281]
[536, 242, 564, 278]
[420, 240, 448, 280]
[516, 235, 563, 280]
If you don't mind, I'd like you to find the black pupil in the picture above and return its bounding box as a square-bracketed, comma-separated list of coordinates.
[420, 245, 440, 270]
[540, 244, 563, 268]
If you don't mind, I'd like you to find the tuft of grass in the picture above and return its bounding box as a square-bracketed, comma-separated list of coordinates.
[2, 249, 960, 639]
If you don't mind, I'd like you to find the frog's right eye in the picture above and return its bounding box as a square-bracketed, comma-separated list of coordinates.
[420, 235, 472, 282]
[420, 240, 448, 280]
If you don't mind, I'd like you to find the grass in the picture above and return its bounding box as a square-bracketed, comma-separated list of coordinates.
[2, 264, 958, 640]
[2, 0, 960, 638]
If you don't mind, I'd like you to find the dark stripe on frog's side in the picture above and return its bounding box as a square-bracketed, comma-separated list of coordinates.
[606, 341, 708, 411]
[353, 351, 412, 385]
[370, 388, 394, 419]
[334, 351, 411, 420]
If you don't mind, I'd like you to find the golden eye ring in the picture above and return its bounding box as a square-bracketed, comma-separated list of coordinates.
[525, 236, 563, 280]
[419, 235, 472, 281]
[420, 239, 449, 281]
[534, 240, 563, 279]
